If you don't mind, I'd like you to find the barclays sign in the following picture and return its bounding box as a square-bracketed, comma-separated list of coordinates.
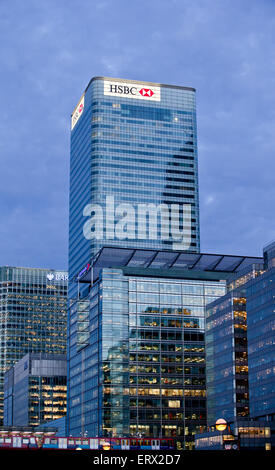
[46, 272, 68, 282]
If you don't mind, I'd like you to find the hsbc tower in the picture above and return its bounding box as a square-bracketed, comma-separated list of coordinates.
[69, 77, 200, 288]
[68, 78, 202, 441]
[67, 78, 266, 444]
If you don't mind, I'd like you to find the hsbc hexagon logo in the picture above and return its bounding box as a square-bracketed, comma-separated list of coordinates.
[104, 80, 160, 101]
[71, 94, 85, 130]
[139, 88, 154, 97]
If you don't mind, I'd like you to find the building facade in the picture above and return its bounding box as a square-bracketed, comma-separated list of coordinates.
[4, 353, 67, 427]
[205, 286, 250, 425]
[246, 241, 275, 423]
[195, 420, 272, 451]
[205, 264, 263, 425]
[205, 242, 275, 428]
[0, 266, 67, 425]
[67, 247, 261, 449]
[39, 416, 66, 436]
[69, 77, 200, 303]
[195, 242, 275, 450]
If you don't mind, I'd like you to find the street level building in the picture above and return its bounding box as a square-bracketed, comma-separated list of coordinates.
[246, 241, 275, 423]
[4, 353, 67, 427]
[204, 242, 275, 449]
[205, 263, 264, 424]
[195, 420, 272, 451]
[0, 266, 68, 425]
[39, 416, 66, 436]
[67, 246, 261, 449]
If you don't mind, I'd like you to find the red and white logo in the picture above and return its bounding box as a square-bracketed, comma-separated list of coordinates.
[139, 88, 154, 97]
[71, 95, 85, 130]
[104, 80, 161, 102]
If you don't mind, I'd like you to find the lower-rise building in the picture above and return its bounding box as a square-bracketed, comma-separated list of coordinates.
[203, 242, 275, 450]
[4, 353, 67, 427]
[0, 266, 68, 424]
[195, 420, 272, 451]
[246, 241, 275, 423]
[39, 416, 66, 437]
[67, 246, 261, 449]
[205, 263, 265, 425]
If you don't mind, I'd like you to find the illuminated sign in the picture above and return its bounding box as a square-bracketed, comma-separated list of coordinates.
[77, 263, 90, 280]
[224, 443, 239, 450]
[104, 80, 161, 101]
[71, 94, 85, 130]
[46, 272, 68, 282]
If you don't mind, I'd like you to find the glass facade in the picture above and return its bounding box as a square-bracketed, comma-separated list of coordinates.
[195, 421, 272, 450]
[4, 353, 67, 426]
[68, 75, 265, 448]
[0, 266, 67, 425]
[69, 77, 200, 303]
[246, 266, 275, 421]
[202, 242, 275, 448]
[205, 264, 264, 426]
[205, 287, 250, 424]
[263, 240, 275, 269]
[67, 267, 226, 449]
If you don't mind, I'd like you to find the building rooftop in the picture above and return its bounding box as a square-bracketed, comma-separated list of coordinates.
[85, 76, 196, 93]
[76, 246, 263, 283]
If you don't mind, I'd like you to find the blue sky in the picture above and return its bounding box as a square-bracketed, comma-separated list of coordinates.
[0, 0, 274, 269]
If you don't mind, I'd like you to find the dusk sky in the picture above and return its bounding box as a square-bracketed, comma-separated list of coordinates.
[0, 0, 274, 270]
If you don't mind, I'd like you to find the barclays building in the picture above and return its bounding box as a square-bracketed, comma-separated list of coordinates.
[0, 266, 68, 425]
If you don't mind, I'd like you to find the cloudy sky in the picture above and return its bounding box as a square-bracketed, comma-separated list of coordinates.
[0, 0, 274, 269]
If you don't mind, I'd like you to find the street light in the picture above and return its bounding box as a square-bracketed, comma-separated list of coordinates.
[102, 441, 111, 450]
[215, 419, 227, 432]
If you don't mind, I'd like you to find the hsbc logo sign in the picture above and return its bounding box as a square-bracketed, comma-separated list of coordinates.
[139, 88, 154, 97]
[104, 80, 161, 101]
[71, 94, 85, 130]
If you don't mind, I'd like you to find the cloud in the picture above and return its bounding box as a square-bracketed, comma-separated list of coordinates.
[205, 196, 215, 206]
[0, 0, 274, 267]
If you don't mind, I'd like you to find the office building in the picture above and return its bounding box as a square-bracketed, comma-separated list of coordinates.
[246, 241, 275, 423]
[0, 266, 68, 425]
[205, 242, 275, 427]
[4, 353, 67, 427]
[205, 263, 264, 425]
[195, 420, 272, 451]
[69, 77, 200, 303]
[204, 241, 275, 449]
[39, 416, 66, 436]
[67, 246, 261, 449]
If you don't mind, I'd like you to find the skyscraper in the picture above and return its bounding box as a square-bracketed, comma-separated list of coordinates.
[69, 77, 200, 298]
[68, 77, 264, 447]
[0, 266, 67, 425]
